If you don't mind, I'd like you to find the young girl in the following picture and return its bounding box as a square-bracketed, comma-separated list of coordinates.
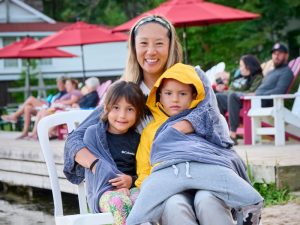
[82, 80, 145, 225]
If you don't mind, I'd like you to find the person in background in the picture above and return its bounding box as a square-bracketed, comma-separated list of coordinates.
[73, 77, 100, 109]
[49, 78, 82, 110]
[216, 55, 263, 144]
[255, 43, 293, 106]
[212, 71, 230, 93]
[1, 76, 67, 139]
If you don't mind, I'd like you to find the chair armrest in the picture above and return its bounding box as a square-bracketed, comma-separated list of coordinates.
[244, 93, 300, 100]
[244, 94, 300, 108]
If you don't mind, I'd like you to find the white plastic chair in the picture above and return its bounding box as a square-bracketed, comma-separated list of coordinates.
[245, 84, 300, 146]
[37, 109, 114, 225]
[205, 62, 226, 85]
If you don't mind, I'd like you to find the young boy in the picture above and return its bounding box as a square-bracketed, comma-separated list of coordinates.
[127, 63, 263, 225]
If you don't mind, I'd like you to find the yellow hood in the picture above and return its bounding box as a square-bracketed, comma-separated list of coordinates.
[146, 63, 205, 120]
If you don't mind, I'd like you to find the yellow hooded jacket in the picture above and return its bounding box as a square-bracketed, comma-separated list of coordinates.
[135, 63, 206, 188]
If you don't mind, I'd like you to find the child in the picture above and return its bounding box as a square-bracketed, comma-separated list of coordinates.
[82, 80, 145, 225]
[127, 63, 263, 225]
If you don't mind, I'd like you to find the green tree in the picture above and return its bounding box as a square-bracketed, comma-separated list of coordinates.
[42, 0, 300, 72]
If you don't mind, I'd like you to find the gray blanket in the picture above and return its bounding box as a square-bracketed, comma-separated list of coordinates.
[126, 124, 263, 225]
[83, 121, 122, 213]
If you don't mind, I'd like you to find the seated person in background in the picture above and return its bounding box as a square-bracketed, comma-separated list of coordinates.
[1, 75, 67, 139]
[72, 77, 100, 109]
[212, 71, 230, 93]
[49, 78, 82, 111]
[28, 78, 82, 140]
[216, 55, 263, 145]
[255, 43, 293, 107]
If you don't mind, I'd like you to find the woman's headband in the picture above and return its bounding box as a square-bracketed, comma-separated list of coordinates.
[133, 15, 172, 36]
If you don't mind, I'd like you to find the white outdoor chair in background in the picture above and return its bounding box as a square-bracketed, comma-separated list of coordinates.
[37, 109, 114, 225]
[245, 84, 300, 146]
[205, 62, 226, 85]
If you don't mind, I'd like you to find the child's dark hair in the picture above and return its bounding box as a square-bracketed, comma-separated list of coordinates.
[101, 80, 145, 128]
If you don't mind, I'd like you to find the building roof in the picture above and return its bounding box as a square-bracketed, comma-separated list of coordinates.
[0, 22, 71, 32]
[0, 0, 56, 24]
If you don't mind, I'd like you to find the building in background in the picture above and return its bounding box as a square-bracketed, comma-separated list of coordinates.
[0, 0, 127, 106]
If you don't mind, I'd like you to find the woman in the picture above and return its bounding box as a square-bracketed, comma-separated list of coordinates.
[216, 55, 263, 145]
[64, 15, 236, 225]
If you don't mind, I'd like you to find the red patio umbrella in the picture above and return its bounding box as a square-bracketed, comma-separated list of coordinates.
[0, 37, 76, 99]
[113, 0, 260, 62]
[25, 21, 129, 80]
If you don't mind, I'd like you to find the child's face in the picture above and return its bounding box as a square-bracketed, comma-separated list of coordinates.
[107, 97, 137, 134]
[159, 79, 194, 116]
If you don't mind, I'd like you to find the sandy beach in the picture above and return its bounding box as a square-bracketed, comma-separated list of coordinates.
[261, 200, 300, 225]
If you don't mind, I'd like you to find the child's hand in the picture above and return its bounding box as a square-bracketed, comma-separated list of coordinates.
[172, 120, 194, 134]
[115, 188, 130, 196]
[109, 174, 132, 189]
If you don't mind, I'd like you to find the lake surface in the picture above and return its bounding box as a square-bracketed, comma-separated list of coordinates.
[0, 187, 78, 225]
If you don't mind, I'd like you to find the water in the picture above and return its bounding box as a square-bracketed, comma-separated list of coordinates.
[0, 186, 78, 225]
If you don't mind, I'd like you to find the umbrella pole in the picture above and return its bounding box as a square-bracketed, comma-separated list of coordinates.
[183, 26, 188, 64]
[25, 59, 31, 100]
[80, 45, 86, 82]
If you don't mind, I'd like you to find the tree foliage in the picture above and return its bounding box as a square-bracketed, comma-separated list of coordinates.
[42, 0, 300, 71]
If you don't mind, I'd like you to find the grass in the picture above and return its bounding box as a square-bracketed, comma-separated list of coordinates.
[246, 154, 294, 207]
[253, 181, 294, 207]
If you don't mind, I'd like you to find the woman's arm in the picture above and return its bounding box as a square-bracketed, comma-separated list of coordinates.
[63, 106, 103, 184]
[58, 95, 81, 106]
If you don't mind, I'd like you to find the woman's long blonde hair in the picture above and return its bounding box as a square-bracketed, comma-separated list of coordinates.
[122, 15, 183, 84]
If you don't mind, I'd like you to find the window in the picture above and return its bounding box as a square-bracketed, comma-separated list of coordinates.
[3, 37, 19, 68]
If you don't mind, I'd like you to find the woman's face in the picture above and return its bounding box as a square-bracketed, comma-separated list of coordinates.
[239, 60, 251, 76]
[135, 23, 170, 79]
[65, 80, 75, 92]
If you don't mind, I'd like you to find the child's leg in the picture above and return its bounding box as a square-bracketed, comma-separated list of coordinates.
[129, 187, 140, 205]
[99, 190, 133, 225]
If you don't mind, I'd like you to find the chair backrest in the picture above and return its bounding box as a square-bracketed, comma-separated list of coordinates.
[287, 56, 300, 93]
[97, 80, 112, 100]
[292, 84, 300, 117]
[37, 109, 94, 216]
[205, 62, 226, 84]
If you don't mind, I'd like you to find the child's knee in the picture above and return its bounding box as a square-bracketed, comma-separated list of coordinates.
[100, 191, 132, 210]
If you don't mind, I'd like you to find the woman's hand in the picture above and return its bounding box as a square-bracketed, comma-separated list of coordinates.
[109, 174, 132, 189]
[172, 120, 194, 134]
